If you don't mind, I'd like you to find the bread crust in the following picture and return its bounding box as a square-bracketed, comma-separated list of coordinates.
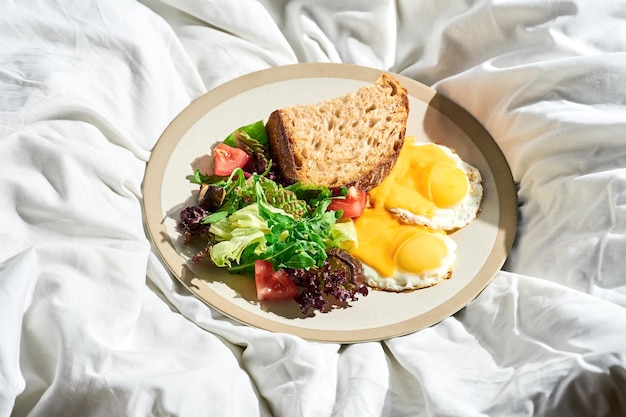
[266, 73, 409, 191]
[265, 109, 300, 183]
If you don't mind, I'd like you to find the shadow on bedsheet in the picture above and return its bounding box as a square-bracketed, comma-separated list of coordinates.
[537, 365, 626, 417]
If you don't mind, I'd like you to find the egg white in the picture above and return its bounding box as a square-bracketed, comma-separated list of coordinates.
[363, 233, 458, 291]
[391, 143, 483, 231]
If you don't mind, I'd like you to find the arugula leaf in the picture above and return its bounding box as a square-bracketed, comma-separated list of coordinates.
[211, 168, 247, 215]
[253, 181, 335, 270]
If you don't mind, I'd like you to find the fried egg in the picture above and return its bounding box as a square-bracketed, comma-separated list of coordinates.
[350, 137, 481, 291]
[369, 139, 483, 231]
[352, 208, 457, 291]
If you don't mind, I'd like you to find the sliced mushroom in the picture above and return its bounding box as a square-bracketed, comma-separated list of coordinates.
[198, 184, 226, 211]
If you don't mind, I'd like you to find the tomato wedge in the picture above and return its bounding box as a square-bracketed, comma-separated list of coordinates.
[328, 186, 367, 218]
[254, 260, 298, 301]
[213, 143, 250, 176]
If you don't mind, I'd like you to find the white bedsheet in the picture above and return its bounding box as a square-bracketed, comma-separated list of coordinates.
[2, 0, 626, 416]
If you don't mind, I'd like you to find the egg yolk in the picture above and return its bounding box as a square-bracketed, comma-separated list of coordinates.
[352, 209, 448, 277]
[351, 138, 464, 278]
[369, 140, 469, 216]
[395, 234, 449, 273]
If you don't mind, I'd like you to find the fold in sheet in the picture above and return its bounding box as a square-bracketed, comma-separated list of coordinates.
[2, 0, 626, 416]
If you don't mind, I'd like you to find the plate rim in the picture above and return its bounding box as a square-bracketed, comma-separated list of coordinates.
[142, 62, 518, 343]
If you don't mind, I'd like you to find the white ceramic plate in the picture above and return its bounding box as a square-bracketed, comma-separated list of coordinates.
[142, 63, 517, 343]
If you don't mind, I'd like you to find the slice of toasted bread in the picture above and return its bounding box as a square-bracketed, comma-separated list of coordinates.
[266, 73, 409, 191]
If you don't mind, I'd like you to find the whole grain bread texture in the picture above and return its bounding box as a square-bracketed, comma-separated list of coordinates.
[266, 73, 409, 191]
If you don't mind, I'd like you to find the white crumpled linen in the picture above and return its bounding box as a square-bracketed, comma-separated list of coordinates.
[1, 0, 626, 416]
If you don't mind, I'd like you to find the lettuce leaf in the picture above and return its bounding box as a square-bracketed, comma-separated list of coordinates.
[209, 203, 269, 268]
[327, 220, 358, 252]
[222, 120, 268, 147]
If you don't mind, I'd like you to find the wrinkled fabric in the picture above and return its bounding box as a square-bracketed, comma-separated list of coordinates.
[1, 0, 626, 416]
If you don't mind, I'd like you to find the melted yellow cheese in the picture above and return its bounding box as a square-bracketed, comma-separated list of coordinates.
[369, 141, 469, 216]
[352, 209, 448, 277]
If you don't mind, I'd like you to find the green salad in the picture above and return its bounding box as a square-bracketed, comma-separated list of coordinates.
[178, 121, 368, 315]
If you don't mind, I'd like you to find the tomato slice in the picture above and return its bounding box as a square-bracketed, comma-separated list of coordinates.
[254, 260, 298, 301]
[213, 143, 251, 176]
[328, 186, 368, 218]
